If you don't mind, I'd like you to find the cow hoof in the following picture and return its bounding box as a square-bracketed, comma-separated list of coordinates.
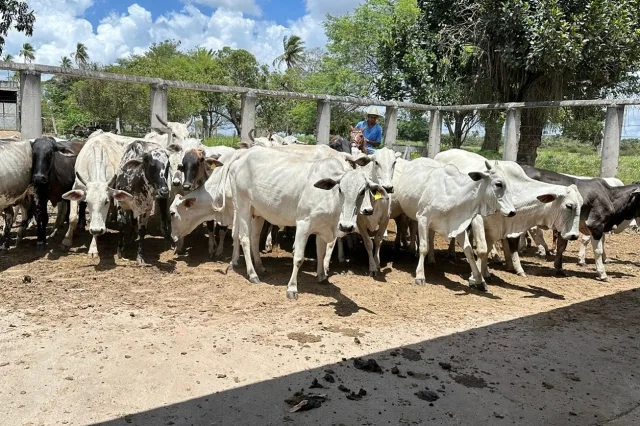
[338, 257, 346, 264]
[89, 252, 97, 259]
[596, 275, 609, 282]
[249, 276, 261, 284]
[137, 257, 149, 267]
[577, 261, 586, 267]
[472, 282, 488, 292]
[61, 244, 70, 253]
[427, 259, 436, 265]
[555, 270, 567, 277]
[415, 278, 426, 286]
[369, 270, 378, 277]
[517, 271, 527, 277]
[286, 290, 299, 300]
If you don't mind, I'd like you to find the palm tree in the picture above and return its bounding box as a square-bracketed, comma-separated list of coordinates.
[72, 42, 89, 68]
[60, 56, 72, 68]
[19, 43, 35, 63]
[2, 54, 14, 79]
[273, 35, 305, 69]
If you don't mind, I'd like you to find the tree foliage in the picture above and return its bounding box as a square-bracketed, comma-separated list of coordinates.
[0, 0, 35, 56]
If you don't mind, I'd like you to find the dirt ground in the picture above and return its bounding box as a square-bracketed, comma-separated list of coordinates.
[1, 220, 640, 426]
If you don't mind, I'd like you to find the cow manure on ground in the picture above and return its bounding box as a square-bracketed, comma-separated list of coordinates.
[401, 348, 422, 361]
[309, 378, 324, 389]
[415, 389, 440, 402]
[452, 374, 487, 388]
[439, 362, 452, 371]
[353, 357, 383, 373]
[338, 384, 350, 393]
[285, 391, 327, 412]
[287, 332, 322, 344]
[323, 373, 335, 383]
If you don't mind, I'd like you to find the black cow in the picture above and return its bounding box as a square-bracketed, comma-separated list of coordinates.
[329, 138, 351, 153]
[30, 137, 86, 247]
[522, 165, 640, 281]
[112, 140, 171, 265]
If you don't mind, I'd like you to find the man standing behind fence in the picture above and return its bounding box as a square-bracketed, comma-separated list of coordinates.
[356, 107, 384, 154]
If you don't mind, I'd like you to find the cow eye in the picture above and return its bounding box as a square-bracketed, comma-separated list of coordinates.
[495, 182, 503, 188]
[375, 161, 380, 166]
[170, 211, 176, 217]
[566, 204, 574, 209]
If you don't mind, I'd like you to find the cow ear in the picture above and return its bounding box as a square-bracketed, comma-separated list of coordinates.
[167, 144, 182, 153]
[632, 188, 640, 196]
[151, 127, 168, 135]
[204, 158, 223, 169]
[62, 189, 85, 201]
[55, 142, 77, 157]
[537, 194, 558, 204]
[353, 156, 372, 167]
[122, 159, 144, 169]
[368, 182, 388, 200]
[111, 189, 134, 201]
[184, 197, 197, 208]
[314, 178, 340, 190]
[468, 172, 488, 181]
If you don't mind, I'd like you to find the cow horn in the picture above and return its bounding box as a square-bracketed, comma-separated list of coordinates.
[485, 160, 492, 171]
[185, 116, 194, 127]
[155, 114, 169, 127]
[75, 171, 88, 187]
[248, 129, 256, 142]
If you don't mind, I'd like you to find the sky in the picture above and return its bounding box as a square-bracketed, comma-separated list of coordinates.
[2, 0, 363, 67]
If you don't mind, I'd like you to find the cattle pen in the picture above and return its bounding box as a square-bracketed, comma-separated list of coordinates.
[2, 61, 640, 177]
[2, 62, 640, 426]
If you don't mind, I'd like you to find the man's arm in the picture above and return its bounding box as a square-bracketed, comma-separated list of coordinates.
[367, 126, 382, 147]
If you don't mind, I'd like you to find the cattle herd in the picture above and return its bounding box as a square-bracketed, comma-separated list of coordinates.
[1, 116, 640, 300]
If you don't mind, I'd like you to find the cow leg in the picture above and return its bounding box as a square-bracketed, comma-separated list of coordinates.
[457, 231, 487, 291]
[229, 211, 241, 271]
[357, 221, 378, 276]
[506, 236, 527, 277]
[502, 238, 514, 271]
[204, 221, 215, 259]
[49, 201, 68, 239]
[591, 237, 608, 281]
[77, 201, 87, 232]
[62, 199, 79, 250]
[337, 237, 346, 263]
[286, 222, 310, 299]
[447, 238, 457, 261]
[250, 216, 266, 274]
[414, 215, 430, 285]
[35, 195, 49, 248]
[602, 234, 609, 263]
[0, 207, 14, 251]
[324, 238, 336, 275]
[427, 229, 436, 264]
[577, 233, 590, 266]
[136, 216, 149, 266]
[316, 237, 329, 282]
[554, 236, 569, 276]
[157, 198, 171, 242]
[531, 227, 553, 256]
[374, 214, 389, 271]
[216, 226, 228, 258]
[116, 208, 128, 260]
[174, 237, 185, 255]
[488, 244, 501, 263]
[409, 219, 418, 257]
[236, 207, 260, 284]
[264, 224, 274, 253]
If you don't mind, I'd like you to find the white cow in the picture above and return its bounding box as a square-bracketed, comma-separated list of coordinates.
[62, 136, 125, 257]
[0, 140, 33, 251]
[214, 147, 380, 299]
[395, 158, 516, 286]
[435, 150, 583, 283]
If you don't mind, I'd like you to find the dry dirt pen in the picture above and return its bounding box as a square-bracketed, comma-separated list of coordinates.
[1, 219, 640, 426]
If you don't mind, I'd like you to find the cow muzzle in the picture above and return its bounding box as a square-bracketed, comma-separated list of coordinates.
[507, 210, 516, 217]
[90, 228, 106, 236]
[157, 188, 169, 199]
[172, 179, 181, 187]
[361, 207, 374, 216]
[383, 185, 394, 194]
[32, 174, 48, 185]
[182, 183, 192, 191]
[565, 233, 579, 241]
[339, 224, 355, 233]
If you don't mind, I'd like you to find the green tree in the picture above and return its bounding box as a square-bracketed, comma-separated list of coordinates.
[0, 1, 35, 56]
[273, 35, 305, 69]
[72, 42, 89, 68]
[60, 56, 72, 68]
[19, 42, 35, 63]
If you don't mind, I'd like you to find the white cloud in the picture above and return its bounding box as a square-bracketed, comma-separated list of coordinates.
[305, 0, 363, 18]
[191, 0, 261, 16]
[2, 1, 334, 69]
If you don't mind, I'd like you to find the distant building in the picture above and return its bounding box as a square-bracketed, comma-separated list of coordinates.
[0, 80, 19, 130]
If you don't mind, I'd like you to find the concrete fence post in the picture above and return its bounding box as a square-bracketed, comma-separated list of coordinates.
[600, 105, 625, 178]
[503, 108, 521, 161]
[150, 83, 168, 129]
[240, 92, 257, 141]
[19, 70, 42, 139]
[383, 106, 398, 148]
[315, 98, 331, 145]
[428, 110, 441, 158]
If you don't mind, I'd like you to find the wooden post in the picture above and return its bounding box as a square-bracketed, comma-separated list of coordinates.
[600, 105, 625, 178]
[19, 70, 42, 139]
[240, 92, 257, 141]
[150, 83, 168, 129]
[503, 108, 521, 161]
[315, 99, 331, 145]
[428, 110, 441, 158]
[383, 106, 398, 148]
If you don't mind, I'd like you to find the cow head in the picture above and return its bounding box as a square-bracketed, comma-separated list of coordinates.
[63, 172, 117, 236]
[169, 193, 201, 242]
[540, 184, 582, 241]
[117, 150, 171, 200]
[179, 149, 223, 192]
[367, 147, 396, 193]
[152, 114, 191, 142]
[166, 143, 184, 187]
[314, 168, 386, 233]
[468, 161, 516, 217]
[31, 137, 77, 185]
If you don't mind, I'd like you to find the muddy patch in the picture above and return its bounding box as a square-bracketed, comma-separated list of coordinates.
[287, 332, 322, 344]
[401, 348, 422, 361]
[452, 374, 488, 388]
[325, 325, 364, 338]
